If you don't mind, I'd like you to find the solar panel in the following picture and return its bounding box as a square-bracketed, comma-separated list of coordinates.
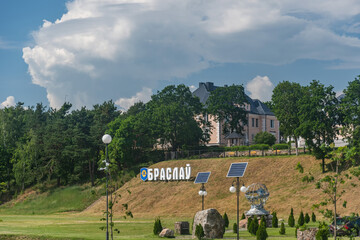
[194, 172, 211, 184]
[226, 162, 248, 177]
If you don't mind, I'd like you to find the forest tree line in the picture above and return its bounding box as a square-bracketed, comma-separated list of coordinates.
[0, 77, 360, 200]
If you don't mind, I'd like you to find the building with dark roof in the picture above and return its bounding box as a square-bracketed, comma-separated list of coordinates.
[193, 82, 280, 146]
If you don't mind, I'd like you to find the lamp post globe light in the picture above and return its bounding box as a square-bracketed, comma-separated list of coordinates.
[229, 179, 247, 240]
[198, 184, 207, 210]
[102, 134, 112, 240]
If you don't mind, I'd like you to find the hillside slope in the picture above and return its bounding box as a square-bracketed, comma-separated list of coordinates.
[83, 155, 360, 219]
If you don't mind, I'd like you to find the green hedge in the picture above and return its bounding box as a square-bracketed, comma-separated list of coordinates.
[272, 143, 288, 150]
[249, 144, 270, 150]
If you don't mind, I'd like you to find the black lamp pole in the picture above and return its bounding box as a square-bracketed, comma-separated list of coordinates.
[236, 177, 240, 240]
[105, 143, 109, 240]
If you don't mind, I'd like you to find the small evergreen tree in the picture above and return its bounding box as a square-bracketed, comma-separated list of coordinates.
[247, 217, 253, 231]
[249, 217, 259, 235]
[279, 222, 286, 235]
[288, 208, 295, 227]
[298, 211, 305, 226]
[311, 212, 316, 222]
[305, 213, 310, 223]
[272, 212, 278, 228]
[315, 222, 328, 240]
[233, 223, 238, 233]
[241, 213, 246, 220]
[260, 216, 266, 228]
[223, 212, 229, 228]
[256, 224, 268, 240]
[153, 217, 162, 235]
[195, 224, 205, 240]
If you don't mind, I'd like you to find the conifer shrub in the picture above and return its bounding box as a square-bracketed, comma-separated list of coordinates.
[249, 217, 259, 235]
[315, 222, 328, 240]
[260, 216, 266, 228]
[241, 213, 246, 220]
[311, 212, 316, 222]
[153, 217, 162, 235]
[256, 224, 268, 240]
[298, 211, 305, 226]
[288, 208, 295, 227]
[247, 217, 253, 231]
[195, 224, 205, 240]
[272, 212, 278, 228]
[305, 213, 310, 223]
[223, 212, 229, 228]
[233, 223, 238, 233]
[279, 222, 286, 235]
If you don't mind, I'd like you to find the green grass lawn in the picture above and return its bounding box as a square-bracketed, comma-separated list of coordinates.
[0, 215, 359, 240]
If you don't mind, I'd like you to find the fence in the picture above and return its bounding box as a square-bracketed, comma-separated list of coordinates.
[164, 147, 308, 161]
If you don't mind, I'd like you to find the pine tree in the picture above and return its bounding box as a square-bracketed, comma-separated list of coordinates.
[288, 208, 295, 227]
[195, 224, 205, 240]
[233, 223, 238, 233]
[153, 217, 162, 235]
[247, 217, 253, 232]
[223, 212, 229, 228]
[298, 211, 305, 226]
[311, 212, 316, 222]
[241, 213, 246, 220]
[272, 212, 278, 228]
[304, 213, 310, 223]
[279, 222, 286, 235]
[256, 224, 268, 240]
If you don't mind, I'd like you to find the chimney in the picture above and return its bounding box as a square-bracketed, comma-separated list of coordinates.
[199, 82, 205, 88]
[205, 82, 214, 90]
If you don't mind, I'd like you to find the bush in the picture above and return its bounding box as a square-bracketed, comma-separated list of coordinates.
[305, 213, 310, 223]
[312, 212, 316, 222]
[247, 217, 252, 231]
[260, 216, 266, 228]
[279, 222, 285, 235]
[254, 131, 276, 146]
[233, 223, 238, 233]
[272, 143, 288, 150]
[195, 224, 205, 240]
[298, 211, 305, 226]
[223, 212, 229, 228]
[256, 224, 268, 240]
[272, 212, 278, 228]
[315, 222, 328, 240]
[153, 217, 162, 235]
[288, 208, 295, 227]
[241, 213, 246, 220]
[249, 144, 270, 150]
[249, 217, 259, 235]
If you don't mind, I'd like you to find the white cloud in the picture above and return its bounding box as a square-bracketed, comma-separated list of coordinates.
[246, 76, 274, 102]
[115, 87, 152, 110]
[1, 96, 16, 108]
[22, 0, 360, 109]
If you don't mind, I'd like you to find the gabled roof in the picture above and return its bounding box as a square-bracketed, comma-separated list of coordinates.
[193, 82, 275, 116]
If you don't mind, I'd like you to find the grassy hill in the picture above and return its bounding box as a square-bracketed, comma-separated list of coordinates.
[83, 154, 360, 219]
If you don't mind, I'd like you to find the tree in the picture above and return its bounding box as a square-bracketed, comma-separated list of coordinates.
[255, 132, 276, 146]
[272, 212, 278, 228]
[233, 222, 238, 233]
[206, 84, 248, 135]
[195, 224, 205, 240]
[223, 212, 229, 228]
[249, 216, 259, 235]
[288, 208, 295, 227]
[279, 222, 286, 235]
[312, 212, 316, 222]
[272, 81, 303, 155]
[153, 217, 163, 235]
[256, 224, 268, 240]
[147, 84, 209, 150]
[305, 213, 310, 223]
[298, 211, 305, 226]
[297, 80, 342, 173]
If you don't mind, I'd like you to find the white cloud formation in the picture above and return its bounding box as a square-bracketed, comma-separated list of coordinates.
[22, 0, 360, 109]
[1, 96, 16, 108]
[115, 87, 152, 110]
[246, 76, 274, 102]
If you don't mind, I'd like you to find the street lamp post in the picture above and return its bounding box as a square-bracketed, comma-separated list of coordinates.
[229, 178, 247, 240]
[198, 183, 207, 210]
[102, 134, 112, 240]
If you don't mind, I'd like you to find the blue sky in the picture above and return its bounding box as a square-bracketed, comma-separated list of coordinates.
[1, 0, 360, 110]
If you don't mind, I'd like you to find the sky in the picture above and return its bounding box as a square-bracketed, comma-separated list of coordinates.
[1, 0, 360, 110]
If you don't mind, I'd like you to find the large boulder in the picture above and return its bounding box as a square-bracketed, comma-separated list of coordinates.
[159, 228, 174, 238]
[192, 209, 225, 239]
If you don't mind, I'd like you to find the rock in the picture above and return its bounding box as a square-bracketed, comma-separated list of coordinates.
[239, 219, 247, 228]
[297, 228, 317, 240]
[159, 228, 174, 238]
[192, 208, 225, 239]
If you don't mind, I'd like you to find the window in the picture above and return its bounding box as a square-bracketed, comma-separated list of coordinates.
[256, 119, 258, 127]
[270, 120, 275, 128]
[252, 118, 255, 127]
